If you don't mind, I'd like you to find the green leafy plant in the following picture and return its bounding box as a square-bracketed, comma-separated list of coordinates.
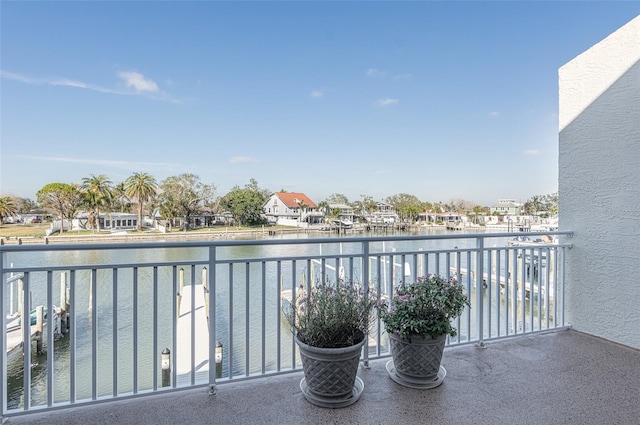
[285, 281, 377, 348]
[377, 274, 469, 340]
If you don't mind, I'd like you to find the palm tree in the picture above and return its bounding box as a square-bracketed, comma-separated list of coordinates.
[112, 182, 130, 213]
[81, 174, 112, 232]
[0, 196, 17, 226]
[296, 199, 308, 225]
[124, 172, 158, 231]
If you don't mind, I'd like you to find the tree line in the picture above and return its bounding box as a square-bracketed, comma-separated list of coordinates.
[0, 172, 558, 231]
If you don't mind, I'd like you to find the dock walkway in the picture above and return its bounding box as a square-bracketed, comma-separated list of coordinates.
[175, 282, 210, 386]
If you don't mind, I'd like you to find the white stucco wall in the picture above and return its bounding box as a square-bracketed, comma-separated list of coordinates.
[559, 16, 640, 349]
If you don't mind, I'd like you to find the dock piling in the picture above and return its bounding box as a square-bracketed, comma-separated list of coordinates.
[162, 347, 171, 387]
[215, 341, 223, 378]
[177, 268, 184, 317]
[35, 305, 44, 354]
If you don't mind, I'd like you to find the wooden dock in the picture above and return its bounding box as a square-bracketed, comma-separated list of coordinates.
[450, 267, 553, 300]
[175, 281, 211, 385]
[6, 316, 38, 355]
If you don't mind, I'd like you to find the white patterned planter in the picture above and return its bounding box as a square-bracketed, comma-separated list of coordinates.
[388, 333, 447, 387]
[295, 335, 365, 408]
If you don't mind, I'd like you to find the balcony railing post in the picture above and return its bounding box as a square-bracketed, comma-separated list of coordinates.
[362, 241, 370, 368]
[1, 252, 6, 416]
[208, 245, 217, 395]
[476, 237, 485, 346]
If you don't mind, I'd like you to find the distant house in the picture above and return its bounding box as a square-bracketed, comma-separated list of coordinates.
[72, 212, 138, 231]
[490, 199, 523, 216]
[364, 201, 399, 224]
[328, 203, 355, 223]
[418, 212, 468, 224]
[262, 192, 322, 226]
[375, 201, 394, 215]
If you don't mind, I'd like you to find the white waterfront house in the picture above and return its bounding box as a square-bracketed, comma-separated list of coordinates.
[365, 201, 399, 224]
[72, 212, 139, 232]
[262, 192, 321, 226]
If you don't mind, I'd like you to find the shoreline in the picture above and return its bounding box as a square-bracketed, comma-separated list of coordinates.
[1, 224, 446, 245]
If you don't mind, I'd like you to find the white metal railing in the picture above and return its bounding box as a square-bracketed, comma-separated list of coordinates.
[0, 231, 572, 417]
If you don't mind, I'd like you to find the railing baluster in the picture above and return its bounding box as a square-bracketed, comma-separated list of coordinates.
[132, 267, 138, 394]
[245, 261, 250, 377]
[46, 270, 54, 406]
[70, 270, 77, 402]
[208, 246, 217, 395]
[112, 268, 118, 397]
[261, 261, 266, 375]
[22, 272, 31, 411]
[496, 249, 502, 337]
[228, 263, 233, 379]
[172, 266, 178, 389]
[0, 254, 6, 415]
[153, 266, 159, 391]
[91, 269, 97, 400]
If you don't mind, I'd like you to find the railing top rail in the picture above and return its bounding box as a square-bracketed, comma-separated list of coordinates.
[0, 241, 573, 274]
[0, 230, 573, 253]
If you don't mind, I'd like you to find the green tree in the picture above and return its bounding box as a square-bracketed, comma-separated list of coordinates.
[246, 178, 271, 200]
[385, 193, 423, 222]
[124, 172, 158, 231]
[297, 199, 308, 222]
[326, 193, 349, 205]
[158, 173, 216, 230]
[544, 193, 559, 216]
[0, 196, 17, 226]
[472, 205, 487, 224]
[523, 195, 543, 215]
[81, 174, 113, 232]
[111, 182, 130, 213]
[361, 195, 377, 215]
[159, 198, 180, 232]
[317, 200, 330, 215]
[36, 183, 83, 233]
[220, 182, 268, 226]
[10, 196, 37, 214]
[523, 193, 558, 217]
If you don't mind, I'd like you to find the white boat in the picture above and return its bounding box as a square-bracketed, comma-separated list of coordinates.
[330, 219, 353, 229]
[508, 235, 558, 247]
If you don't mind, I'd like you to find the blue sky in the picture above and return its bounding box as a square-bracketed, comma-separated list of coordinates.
[1, 1, 638, 206]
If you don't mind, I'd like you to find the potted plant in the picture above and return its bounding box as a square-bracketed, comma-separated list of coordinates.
[284, 280, 377, 408]
[377, 273, 469, 388]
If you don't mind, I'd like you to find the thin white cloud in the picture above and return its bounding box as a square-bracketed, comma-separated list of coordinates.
[1, 70, 40, 84]
[367, 69, 411, 80]
[366, 68, 387, 78]
[524, 149, 540, 156]
[310, 91, 324, 98]
[14, 154, 178, 170]
[118, 71, 159, 92]
[375, 98, 399, 107]
[229, 156, 258, 164]
[489, 111, 500, 117]
[1, 69, 177, 102]
[50, 78, 127, 95]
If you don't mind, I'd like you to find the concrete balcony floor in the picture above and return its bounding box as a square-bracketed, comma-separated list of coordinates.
[6, 330, 640, 425]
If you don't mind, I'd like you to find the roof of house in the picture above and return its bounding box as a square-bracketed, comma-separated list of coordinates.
[272, 192, 318, 209]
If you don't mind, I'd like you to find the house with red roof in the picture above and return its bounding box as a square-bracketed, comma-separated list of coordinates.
[262, 192, 323, 226]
